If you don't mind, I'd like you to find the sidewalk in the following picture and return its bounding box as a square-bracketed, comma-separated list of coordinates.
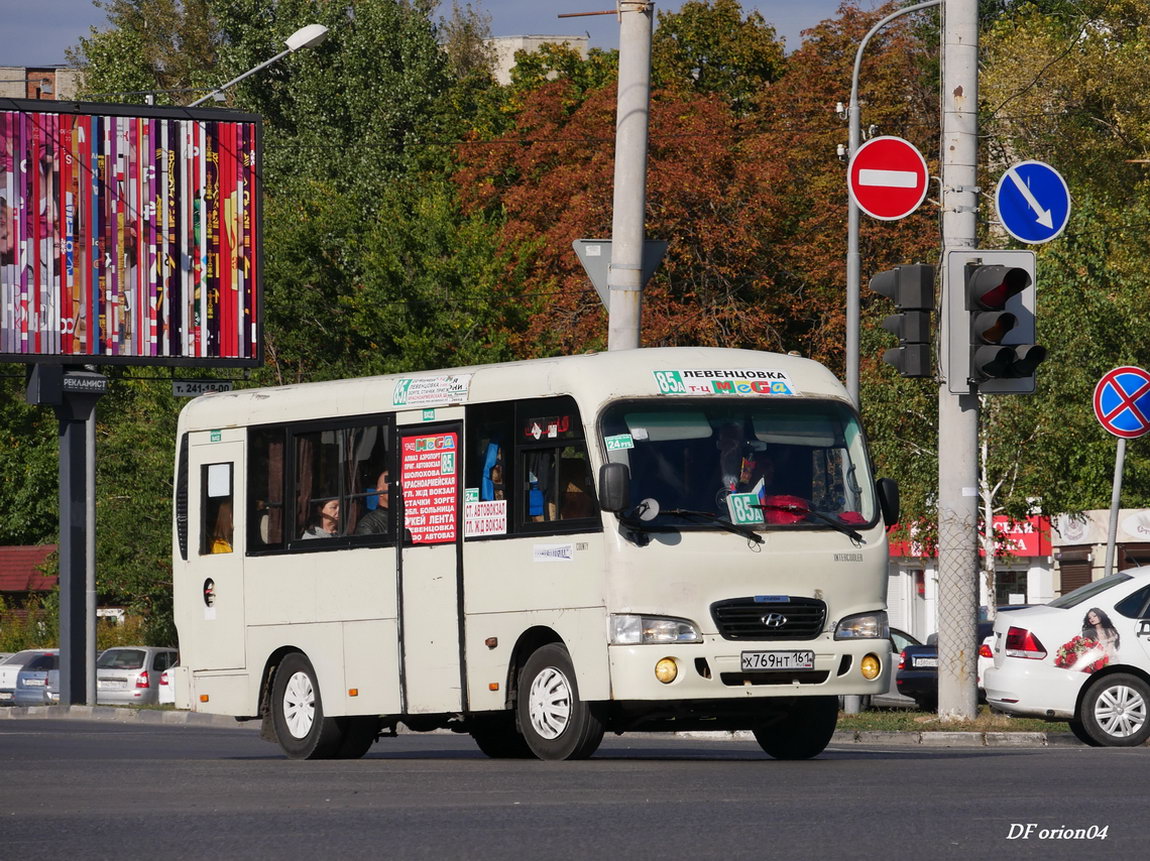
[0, 705, 1079, 746]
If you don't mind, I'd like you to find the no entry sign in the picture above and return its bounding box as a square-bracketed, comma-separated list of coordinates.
[848, 136, 930, 221]
[1094, 366, 1150, 439]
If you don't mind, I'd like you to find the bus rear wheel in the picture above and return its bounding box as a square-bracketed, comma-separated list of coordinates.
[517, 644, 604, 761]
[752, 696, 838, 760]
[272, 652, 345, 760]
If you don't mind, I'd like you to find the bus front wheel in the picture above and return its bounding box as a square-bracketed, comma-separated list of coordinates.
[517, 644, 605, 761]
[271, 652, 345, 760]
[752, 696, 838, 760]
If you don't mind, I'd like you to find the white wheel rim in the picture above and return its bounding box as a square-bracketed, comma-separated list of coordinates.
[1095, 684, 1147, 738]
[527, 665, 572, 740]
[283, 670, 316, 739]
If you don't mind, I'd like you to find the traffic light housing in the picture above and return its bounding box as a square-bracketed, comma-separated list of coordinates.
[869, 264, 935, 378]
[945, 249, 1045, 394]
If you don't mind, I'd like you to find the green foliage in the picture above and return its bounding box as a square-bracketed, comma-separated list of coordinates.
[0, 592, 58, 652]
[70, 0, 221, 103]
[651, 0, 786, 113]
[0, 377, 58, 545]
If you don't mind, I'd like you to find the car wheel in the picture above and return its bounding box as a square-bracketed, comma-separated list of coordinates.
[752, 696, 839, 760]
[271, 653, 344, 760]
[1079, 673, 1150, 747]
[1067, 718, 1102, 747]
[469, 712, 534, 759]
[914, 696, 937, 713]
[516, 644, 605, 760]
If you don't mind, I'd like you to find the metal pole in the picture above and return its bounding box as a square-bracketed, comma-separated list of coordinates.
[188, 48, 292, 106]
[937, 0, 981, 721]
[1104, 438, 1126, 577]
[847, 0, 942, 408]
[607, 1, 653, 352]
[85, 407, 97, 704]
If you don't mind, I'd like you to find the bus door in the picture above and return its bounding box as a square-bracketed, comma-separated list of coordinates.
[188, 433, 246, 670]
[396, 415, 465, 714]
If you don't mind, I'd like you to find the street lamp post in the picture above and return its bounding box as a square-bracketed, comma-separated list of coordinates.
[188, 23, 329, 107]
[845, 0, 941, 407]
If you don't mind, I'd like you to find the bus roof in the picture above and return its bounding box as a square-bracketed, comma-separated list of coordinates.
[177, 347, 850, 432]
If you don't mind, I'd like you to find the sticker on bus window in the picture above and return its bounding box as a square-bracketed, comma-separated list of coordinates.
[392, 374, 472, 407]
[652, 370, 798, 396]
[464, 499, 507, 537]
[726, 492, 766, 526]
[604, 433, 634, 451]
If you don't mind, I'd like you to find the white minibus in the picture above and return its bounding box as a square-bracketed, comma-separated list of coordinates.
[171, 347, 899, 760]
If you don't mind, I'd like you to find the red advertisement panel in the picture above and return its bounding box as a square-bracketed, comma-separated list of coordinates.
[0, 99, 261, 366]
[401, 432, 459, 544]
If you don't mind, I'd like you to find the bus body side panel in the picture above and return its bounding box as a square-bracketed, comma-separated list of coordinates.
[462, 533, 610, 708]
[174, 431, 246, 680]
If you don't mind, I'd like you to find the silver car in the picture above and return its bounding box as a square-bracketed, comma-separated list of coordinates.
[13, 650, 60, 706]
[95, 647, 179, 706]
[0, 649, 54, 706]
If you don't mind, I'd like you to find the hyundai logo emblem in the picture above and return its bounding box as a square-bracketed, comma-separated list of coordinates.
[761, 613, 787, 628]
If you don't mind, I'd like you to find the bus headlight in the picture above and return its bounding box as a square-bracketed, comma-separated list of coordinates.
[655, 658, 678, 683]
[609, 615, 702, 645]
[860, 653, 882, 680]
[834, 611, 889, 640]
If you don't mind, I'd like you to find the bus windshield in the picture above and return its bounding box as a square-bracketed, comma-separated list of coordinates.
[600, 398, 876, 532]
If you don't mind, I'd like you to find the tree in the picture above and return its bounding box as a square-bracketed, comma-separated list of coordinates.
[69, 0, 221, 103]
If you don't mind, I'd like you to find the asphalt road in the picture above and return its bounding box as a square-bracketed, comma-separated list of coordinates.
[0, 716, 1141, 860]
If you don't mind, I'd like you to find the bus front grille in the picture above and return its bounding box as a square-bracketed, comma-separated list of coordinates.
[710, 597, 827, 641]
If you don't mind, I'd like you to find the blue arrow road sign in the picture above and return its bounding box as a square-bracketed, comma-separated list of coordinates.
[994, 160, 1071, 244]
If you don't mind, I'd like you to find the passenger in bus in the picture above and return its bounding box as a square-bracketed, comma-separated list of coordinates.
[208, 500, 233, 554]
[355, 470, 390, 535]
[301, 498, 340, 539]
[558, 458, 596, 519]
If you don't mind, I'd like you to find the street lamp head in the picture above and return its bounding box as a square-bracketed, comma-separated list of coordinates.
[285, 23, 329, 52]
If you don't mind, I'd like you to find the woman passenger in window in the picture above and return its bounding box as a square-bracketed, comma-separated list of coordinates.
[209, 501, 233, 554]
[301, 498, 340, 539]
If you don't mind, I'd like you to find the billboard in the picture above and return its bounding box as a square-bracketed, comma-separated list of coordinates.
[0, 98, 262, 367]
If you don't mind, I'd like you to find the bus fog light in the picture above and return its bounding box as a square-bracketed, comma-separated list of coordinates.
[860, 653, 881, 680]
[655, 658, 678, 684]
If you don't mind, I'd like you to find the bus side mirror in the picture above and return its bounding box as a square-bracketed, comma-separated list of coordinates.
[876, 477, 900, 527]
[598, 462, 631, 513]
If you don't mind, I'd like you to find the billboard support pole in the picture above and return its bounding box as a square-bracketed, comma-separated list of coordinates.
[26, 365, 107, 706]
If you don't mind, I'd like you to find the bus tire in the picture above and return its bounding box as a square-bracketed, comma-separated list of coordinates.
[752, 696, 838, 760]
[271, 652, 344, 760]
[1079, 673, 1150, 747]
[335, 716, 380, 759]
[517, 644, 605, 761]
[469, 712, 534, 759]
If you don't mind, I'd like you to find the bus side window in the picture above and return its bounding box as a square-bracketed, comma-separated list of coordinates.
[200, 463, 234, 555]
[249, 428, 285, 549]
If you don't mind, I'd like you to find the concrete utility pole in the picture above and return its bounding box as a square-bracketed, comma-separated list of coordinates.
[937, 0, 981, 720]
[607, 1, 654, 351]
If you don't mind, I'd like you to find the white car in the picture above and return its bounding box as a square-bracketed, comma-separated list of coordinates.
[985, 567, 1150, 746]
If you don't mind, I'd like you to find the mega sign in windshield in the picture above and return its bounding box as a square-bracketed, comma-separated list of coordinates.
[1, 99, 262, 366]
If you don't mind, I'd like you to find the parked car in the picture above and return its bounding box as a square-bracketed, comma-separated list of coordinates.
[13, 650, 60, 706]
[0, 649, 55, 706]
[985, 567, 1150, 746]
[896, 620, 1003, 711]
[96, 647, 179, 706]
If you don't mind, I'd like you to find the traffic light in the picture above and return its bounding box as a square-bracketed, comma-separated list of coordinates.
[945, 250, 1045, 394]
[869, 264, 935, 378]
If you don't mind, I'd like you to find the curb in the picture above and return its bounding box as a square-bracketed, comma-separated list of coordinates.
[1, 706, 1076, 747]
[0, 704, 258, 729]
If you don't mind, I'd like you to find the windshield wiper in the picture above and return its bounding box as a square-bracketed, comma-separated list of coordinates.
[661, 508, 764, 544]
[754, 502, 864, 544]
